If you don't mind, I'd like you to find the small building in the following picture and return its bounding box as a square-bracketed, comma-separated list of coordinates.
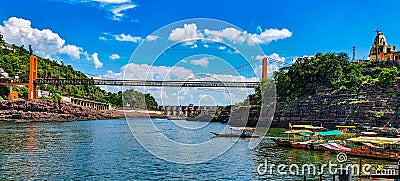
[61, 96, 71, 102]
[38, 90, 50, 97]
[369, 30, 400, 61]
[8, 91, 18, 100]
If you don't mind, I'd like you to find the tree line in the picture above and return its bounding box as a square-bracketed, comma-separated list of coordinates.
[250, 53, 399, 104]
[0, 35, 158, 110]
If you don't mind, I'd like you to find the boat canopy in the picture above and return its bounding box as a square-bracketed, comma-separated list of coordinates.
[348, 136, 400, 145]
[316, 130, 344, 136]
[336, 125, 356, 129]
[230, 127, 255, 131]
[307, 126, 325, 130]
[291, 125, 313, 129]
[284, 130, 312, 134]
[299, 132, 313, 136]
[361, 132, 378, 136]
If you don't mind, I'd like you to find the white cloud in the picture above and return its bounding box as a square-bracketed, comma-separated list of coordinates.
[100, 63, 257, 105]
[168, 24, 291, 46]
[0, 17, 65, 59]
[255, 55, 265, 61]
[111, 4, 137, 21]
[190, 44, 198, 48]
[199, 74, 259, 82]
[92, 0, 130, 3]
[168, 23, 203, 44]
[223, 92, 244, 105]
[203, 44, 209, 48]
[146, 35, 159, 41]
[198, 94, 216, 105]
[218, 46, 226, 50]
[204, 27, 292, 46]
[256, 53, 286, 63]
[254, 53, 286, 77]
[178, 88, 193, 100]
[114, 33, 142, 42]
[205, 28, 247, 44]
[0, 17, 99, 68]
[267, 63, 280, 75]
[62, 0, 137, 21]
[190, 57, 209, 67]
[249, 28, 292, 45]
[181, 59, 188, 63]
[91, 52, 103, 68]
[104, 63, 194, 81]
[59, 45, 83, 60]
[99, 36, 108, 40]
[100, 32, 143, 42]
[109, 53, 120, 60]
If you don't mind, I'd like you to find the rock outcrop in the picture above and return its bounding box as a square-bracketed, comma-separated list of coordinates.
[0, 100, 124, 123]
[270, 79, 400, 129]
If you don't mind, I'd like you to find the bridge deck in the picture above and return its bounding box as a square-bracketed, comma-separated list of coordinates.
[0, 78, 260, 88]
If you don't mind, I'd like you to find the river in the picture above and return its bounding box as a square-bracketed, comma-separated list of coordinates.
[0, 118, 396, 180]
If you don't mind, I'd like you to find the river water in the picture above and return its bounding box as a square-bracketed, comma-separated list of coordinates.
[0, 118, 396, 180]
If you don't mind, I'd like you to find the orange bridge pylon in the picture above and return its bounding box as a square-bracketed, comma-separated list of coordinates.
[262, 57, 268, 80]
[28, 55, 38, 100]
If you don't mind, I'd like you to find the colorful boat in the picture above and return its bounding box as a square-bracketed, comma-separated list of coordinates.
[336, 125, 357, 133]
[272, 124, 400, 161]
[270, 138, 292, 147]
[272, 125, 344, 150]
[210, 127, 260, 138]
[360, 131, 378, 137]
[291, 141, 310, 149]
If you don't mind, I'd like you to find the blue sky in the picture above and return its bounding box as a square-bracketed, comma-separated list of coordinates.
[1, 0, 400, 105]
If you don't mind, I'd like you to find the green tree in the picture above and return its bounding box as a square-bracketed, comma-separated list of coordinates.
[145, 93, 158, 110]
[0, 37, 159, 107]
[274, 53, 348, 100]
[271, 52, 399, 102]
[0, 33, 4, 46]
[377, 66, 398, 87]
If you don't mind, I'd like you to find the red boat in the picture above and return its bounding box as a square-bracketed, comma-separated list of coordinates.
[271, 138, 292, 147]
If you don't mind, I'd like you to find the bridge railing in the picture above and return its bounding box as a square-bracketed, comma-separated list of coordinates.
[33, 79, 260, 88]
[0, 78, 260, 88]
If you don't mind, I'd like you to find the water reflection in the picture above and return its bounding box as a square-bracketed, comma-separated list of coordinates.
[24, 125, 37, 180]
[0, 119, 396, 180]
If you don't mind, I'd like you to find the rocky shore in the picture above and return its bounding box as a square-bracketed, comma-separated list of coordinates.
[0, 100, 166, 123]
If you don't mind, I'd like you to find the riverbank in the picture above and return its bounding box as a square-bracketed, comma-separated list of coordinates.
[119, 109, 167, 119]
[0, 100, 166, 123]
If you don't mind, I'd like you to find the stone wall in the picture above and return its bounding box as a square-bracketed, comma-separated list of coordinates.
[270, 79, 400, 129]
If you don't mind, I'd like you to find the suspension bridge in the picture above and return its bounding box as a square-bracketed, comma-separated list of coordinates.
[0, 55, 285, 100]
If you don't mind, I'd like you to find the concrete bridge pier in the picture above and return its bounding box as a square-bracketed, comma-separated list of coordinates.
[172, 106, 176, 116]
[190, 105, 194, 115]
[178, 105, 182, 116]
[160, 104, 225, 117]
[194, 106, 199, 114]
[166, 105, 170, 116]
[183, 106, 188, 117]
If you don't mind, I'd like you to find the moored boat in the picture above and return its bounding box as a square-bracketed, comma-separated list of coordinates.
[291, 141, 309, 149]
[210, 127, 260, 138]
[270, 138, 292, 147]
[272, 123, 400, 161]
